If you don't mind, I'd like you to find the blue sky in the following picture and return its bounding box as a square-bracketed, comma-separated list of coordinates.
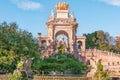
[0, 0, 120, 37]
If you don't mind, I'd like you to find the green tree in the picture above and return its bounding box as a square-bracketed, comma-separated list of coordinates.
[58, 44, 66, 54]
[86, 30, 113, 51]
[0, 21, 40, 74]
[94, 59, 111, 80]
[114, 36, 120, 53]
[97, 60, 103, 71]
[37, 54, 88, 76]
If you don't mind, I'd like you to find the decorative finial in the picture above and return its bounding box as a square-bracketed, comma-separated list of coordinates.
[55, 2, 69, 10]
[51, 10, 54, 18]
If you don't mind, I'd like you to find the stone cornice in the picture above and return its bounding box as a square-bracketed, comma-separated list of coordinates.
[38, 35, 50, 40]
[46, 18, 78, 27]
[76, 36, 86, 39]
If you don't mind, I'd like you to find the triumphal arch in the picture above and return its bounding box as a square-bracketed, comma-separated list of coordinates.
[38, 2, 86, 55]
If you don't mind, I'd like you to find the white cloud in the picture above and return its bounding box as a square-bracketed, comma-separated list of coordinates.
[11, 0, 42, 10]
[99, 0, 120, 7]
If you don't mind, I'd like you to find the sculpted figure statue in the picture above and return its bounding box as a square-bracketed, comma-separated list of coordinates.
[48, 10, 54, 21]
[51, 10, 54, 18]
[70, 12, 74, 18]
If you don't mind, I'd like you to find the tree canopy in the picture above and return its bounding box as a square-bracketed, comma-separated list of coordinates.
[85, 30, 120, 53]
[1, 21, 120, 78]
[34, 54, 88, 76]
[0, 22, 39, 73]
[0, 21, 89, 76]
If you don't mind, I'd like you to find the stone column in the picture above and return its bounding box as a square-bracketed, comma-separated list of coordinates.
[82, 39, 86, 51]
[47, 24, 54, 52]
[72, 26, 76, 53]
[48, 25, 54, 41]
[69, 30, 73, 53]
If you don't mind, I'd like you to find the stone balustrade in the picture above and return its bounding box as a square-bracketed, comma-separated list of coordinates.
[84, 49, 120, 77]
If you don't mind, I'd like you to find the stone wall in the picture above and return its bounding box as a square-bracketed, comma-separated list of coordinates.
[84, 49, 120, 77]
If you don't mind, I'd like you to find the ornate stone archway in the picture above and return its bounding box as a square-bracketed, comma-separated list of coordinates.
[37, 2, 120, 78]
[55, 30, 69, 52]
[38, 2, 86, 54]
[76, 37, 86, 52]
